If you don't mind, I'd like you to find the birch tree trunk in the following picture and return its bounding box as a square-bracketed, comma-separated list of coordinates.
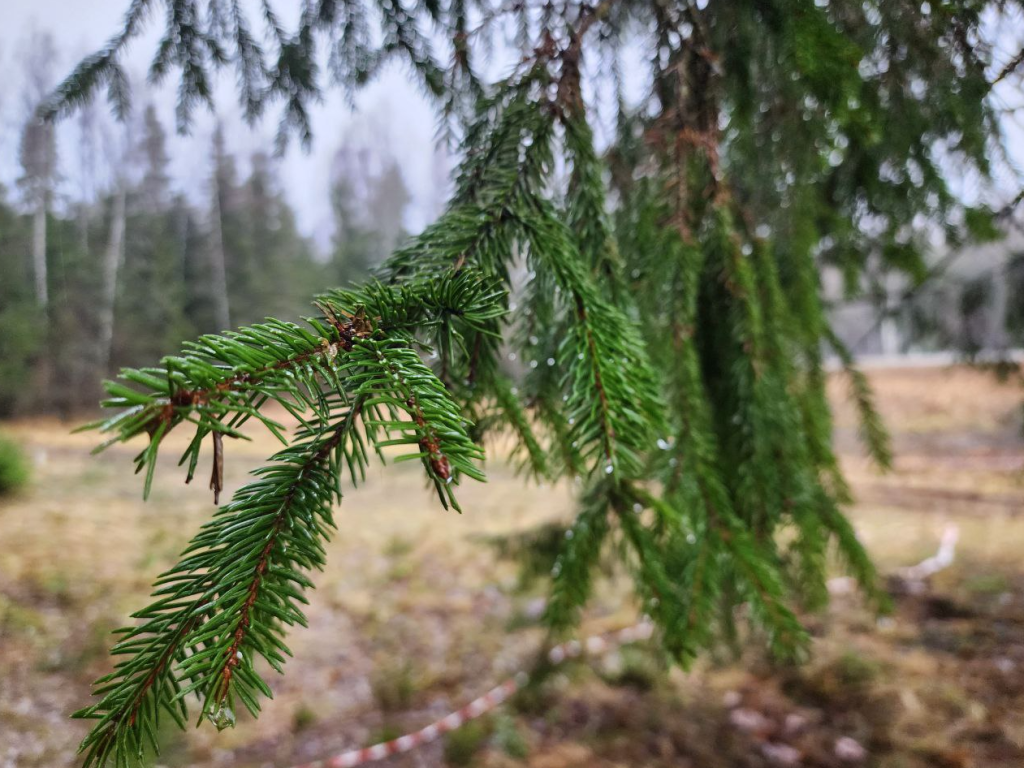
[208, 177, 231, 331]
[32, 203, 48, 308]
[97, 182, 126, 374]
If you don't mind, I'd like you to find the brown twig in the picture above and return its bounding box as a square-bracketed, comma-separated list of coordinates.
[992, 46, 1024, 86]
[209, 432, 224, 504]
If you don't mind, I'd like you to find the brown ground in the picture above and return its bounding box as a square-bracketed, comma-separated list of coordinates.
[1, 365, 1023, 768]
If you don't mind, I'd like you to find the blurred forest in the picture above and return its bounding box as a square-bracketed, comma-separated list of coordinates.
[0, 30, 421, 418]
[3, 21, 1023, 421]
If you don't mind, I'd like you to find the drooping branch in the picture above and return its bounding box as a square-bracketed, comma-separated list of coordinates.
[74, 274, 499, 767]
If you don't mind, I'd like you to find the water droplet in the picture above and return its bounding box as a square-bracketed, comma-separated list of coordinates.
[668, 457, 678, 468]
[551, 563, 562, 577]
[547, 357, 555, 366]
[510, 386, 519, 395]
[508, 352, 517, 361]
[656, 438, 670, 450]
[529, 335, 539, 345]
[509, 301, 518, 311]
[565, 529, 574, 540]
[604, 463, 614, 475]
[530, 360, 538, 369]
[577, 353, 585, 361]
[632, 503, 643, 514]
[687, 533, 697, 544]
[206, 703, 236, 731]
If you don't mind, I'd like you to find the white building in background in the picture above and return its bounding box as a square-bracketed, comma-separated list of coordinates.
[828, 222, 1024, 358]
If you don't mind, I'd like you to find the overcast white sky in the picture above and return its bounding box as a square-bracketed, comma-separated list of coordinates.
[1, 1, 1022, 253]
[0, 0, 448, 251]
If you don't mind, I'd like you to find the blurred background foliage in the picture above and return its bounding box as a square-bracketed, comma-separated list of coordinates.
[0, 29, 420, 419]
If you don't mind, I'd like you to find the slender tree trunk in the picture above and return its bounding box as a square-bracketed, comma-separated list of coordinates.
[31, 199, 52, 413]
[78, 202, 90, 253]
[32, 202, 48, 307]
[97, 182, 127, 375]
[208, 181, 231, 330]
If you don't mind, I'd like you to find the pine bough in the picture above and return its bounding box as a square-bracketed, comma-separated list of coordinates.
[60, 8, 904, 768]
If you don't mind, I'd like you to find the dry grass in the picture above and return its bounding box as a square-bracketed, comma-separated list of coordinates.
[1, 365, 1023, 768]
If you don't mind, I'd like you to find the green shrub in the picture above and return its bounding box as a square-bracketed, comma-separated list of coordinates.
[834, 650, 882, 687]
[371, 660, 418, 713]
[492, 714, 528, 760]
[443, 719, 490, 767]
[0, 434, 28, 497]
[293, 703, 318, 732]
[600, 646, 665, 691]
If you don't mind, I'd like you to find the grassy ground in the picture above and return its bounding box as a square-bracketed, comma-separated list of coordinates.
[1, 366, 1023, 768]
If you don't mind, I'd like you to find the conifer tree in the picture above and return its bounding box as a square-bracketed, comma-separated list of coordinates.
[114, 104, 194, 367]
[207, 123, 234, 331]
[19, 31, 59, 311]
[0, 184, 44, 415]
[97, 165, 128, 378]
[229, 151, 318, 324]
[329, 142, 412, 282]
[46, 2, 1020, 765]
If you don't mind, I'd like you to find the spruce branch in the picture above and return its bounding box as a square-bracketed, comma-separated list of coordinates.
[74, 273, 495, 767]
[40, 0, 153, 121]
[544, 479, 614, 633]
[50, 3, 1000, 761]
[74, 408, 359, 768]
[521, 193, 667, 480]
[352, 336, 486, 509]
[559, 59, 626, 302]
[825, 326, 894, 472]
[488, 376, 550, 479]
[83, 271, 500, 498]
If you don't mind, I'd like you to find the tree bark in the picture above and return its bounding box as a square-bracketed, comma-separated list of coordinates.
[97, 182, 127, 374]
[32, 203, 48, 308]
[209, 178, 231, 331]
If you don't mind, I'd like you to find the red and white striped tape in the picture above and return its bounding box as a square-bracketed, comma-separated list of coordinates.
[289, 620, 654, 768]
